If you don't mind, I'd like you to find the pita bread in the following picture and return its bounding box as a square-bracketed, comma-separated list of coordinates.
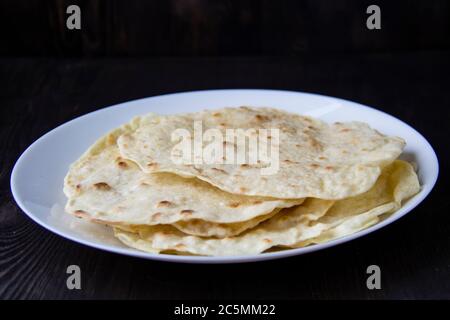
[113, 160, 419, 256]
[117, 107, 404, 199]
[64, 118, 302, 226]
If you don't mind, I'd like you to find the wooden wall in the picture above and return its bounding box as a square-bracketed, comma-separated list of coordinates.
[0, 0, 449, 57]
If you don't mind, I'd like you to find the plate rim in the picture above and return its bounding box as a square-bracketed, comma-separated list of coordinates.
[10, 89, 439, 264]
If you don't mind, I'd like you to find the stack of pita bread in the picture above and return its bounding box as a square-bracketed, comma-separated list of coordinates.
[64, 107, 420, 256]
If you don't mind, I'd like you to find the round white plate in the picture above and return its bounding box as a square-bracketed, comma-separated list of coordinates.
[11, 90, 439, 263]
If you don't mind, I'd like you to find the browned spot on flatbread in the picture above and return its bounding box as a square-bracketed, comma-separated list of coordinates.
[239, 187, 248, 193]
[255, 114, 270, 122]
[309, 139, 321, 148]
[152, 212, 162, 220]
[263, 238, 272, 244]
[340, 128, 351, 132]
[73, 210, 86, 219]
[117, 161, 128, 168]
[228, 202, 240, 208]
[157, 200, 173, 208]
[280, 125, 296, 134]
[253, 200, 263, 205]
[93, 182, 111, 191]
[309, 163, 320, 169]
[212, 167, 227, 173]
[181, 209, 194, 216]
[147, 162, 159, 169]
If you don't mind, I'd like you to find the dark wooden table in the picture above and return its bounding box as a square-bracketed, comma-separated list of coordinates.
[1, 53, 449, 299]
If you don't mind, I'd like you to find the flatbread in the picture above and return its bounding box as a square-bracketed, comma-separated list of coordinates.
[171, 209, 282, 238]
[113, 198, 334, 256]
[294, 158, 421, 247]
[64, 118, 302, 226]
[117, 107, 405, 199]
[114, 209, 284, 238]
[113, 160, 419, 256]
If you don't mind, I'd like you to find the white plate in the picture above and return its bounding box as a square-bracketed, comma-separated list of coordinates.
[11, 90, 439, 263]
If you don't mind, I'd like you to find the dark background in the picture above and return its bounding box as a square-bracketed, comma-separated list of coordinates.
[1, 0, 450, 57]
[0, 0, 449, 299]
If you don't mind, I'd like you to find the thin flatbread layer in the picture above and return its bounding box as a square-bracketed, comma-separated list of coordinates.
[293, 158, 421, 247]
[117, 107, 405, 199]
[171, 209, 282, 238]
[64, 118, 302, 226]
[114, 209, 284, 238]
[113, 160, 419, 256]
[114, 198, 334, 256]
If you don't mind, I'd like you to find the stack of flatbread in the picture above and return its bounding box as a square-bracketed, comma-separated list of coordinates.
[64, 107, 420, 256]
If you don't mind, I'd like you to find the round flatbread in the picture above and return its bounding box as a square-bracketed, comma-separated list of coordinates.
[117, 107, 405, 199]
[64, 118, 302, 227]
[114, 160, 420, 256]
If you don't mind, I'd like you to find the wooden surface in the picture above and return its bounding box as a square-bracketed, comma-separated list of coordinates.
[1, 0, 449, 57]
[0, 53, 449, 299]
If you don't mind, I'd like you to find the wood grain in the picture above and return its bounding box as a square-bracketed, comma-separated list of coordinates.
[0, 54, 449, 299]
[1, 1, 450, 57]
